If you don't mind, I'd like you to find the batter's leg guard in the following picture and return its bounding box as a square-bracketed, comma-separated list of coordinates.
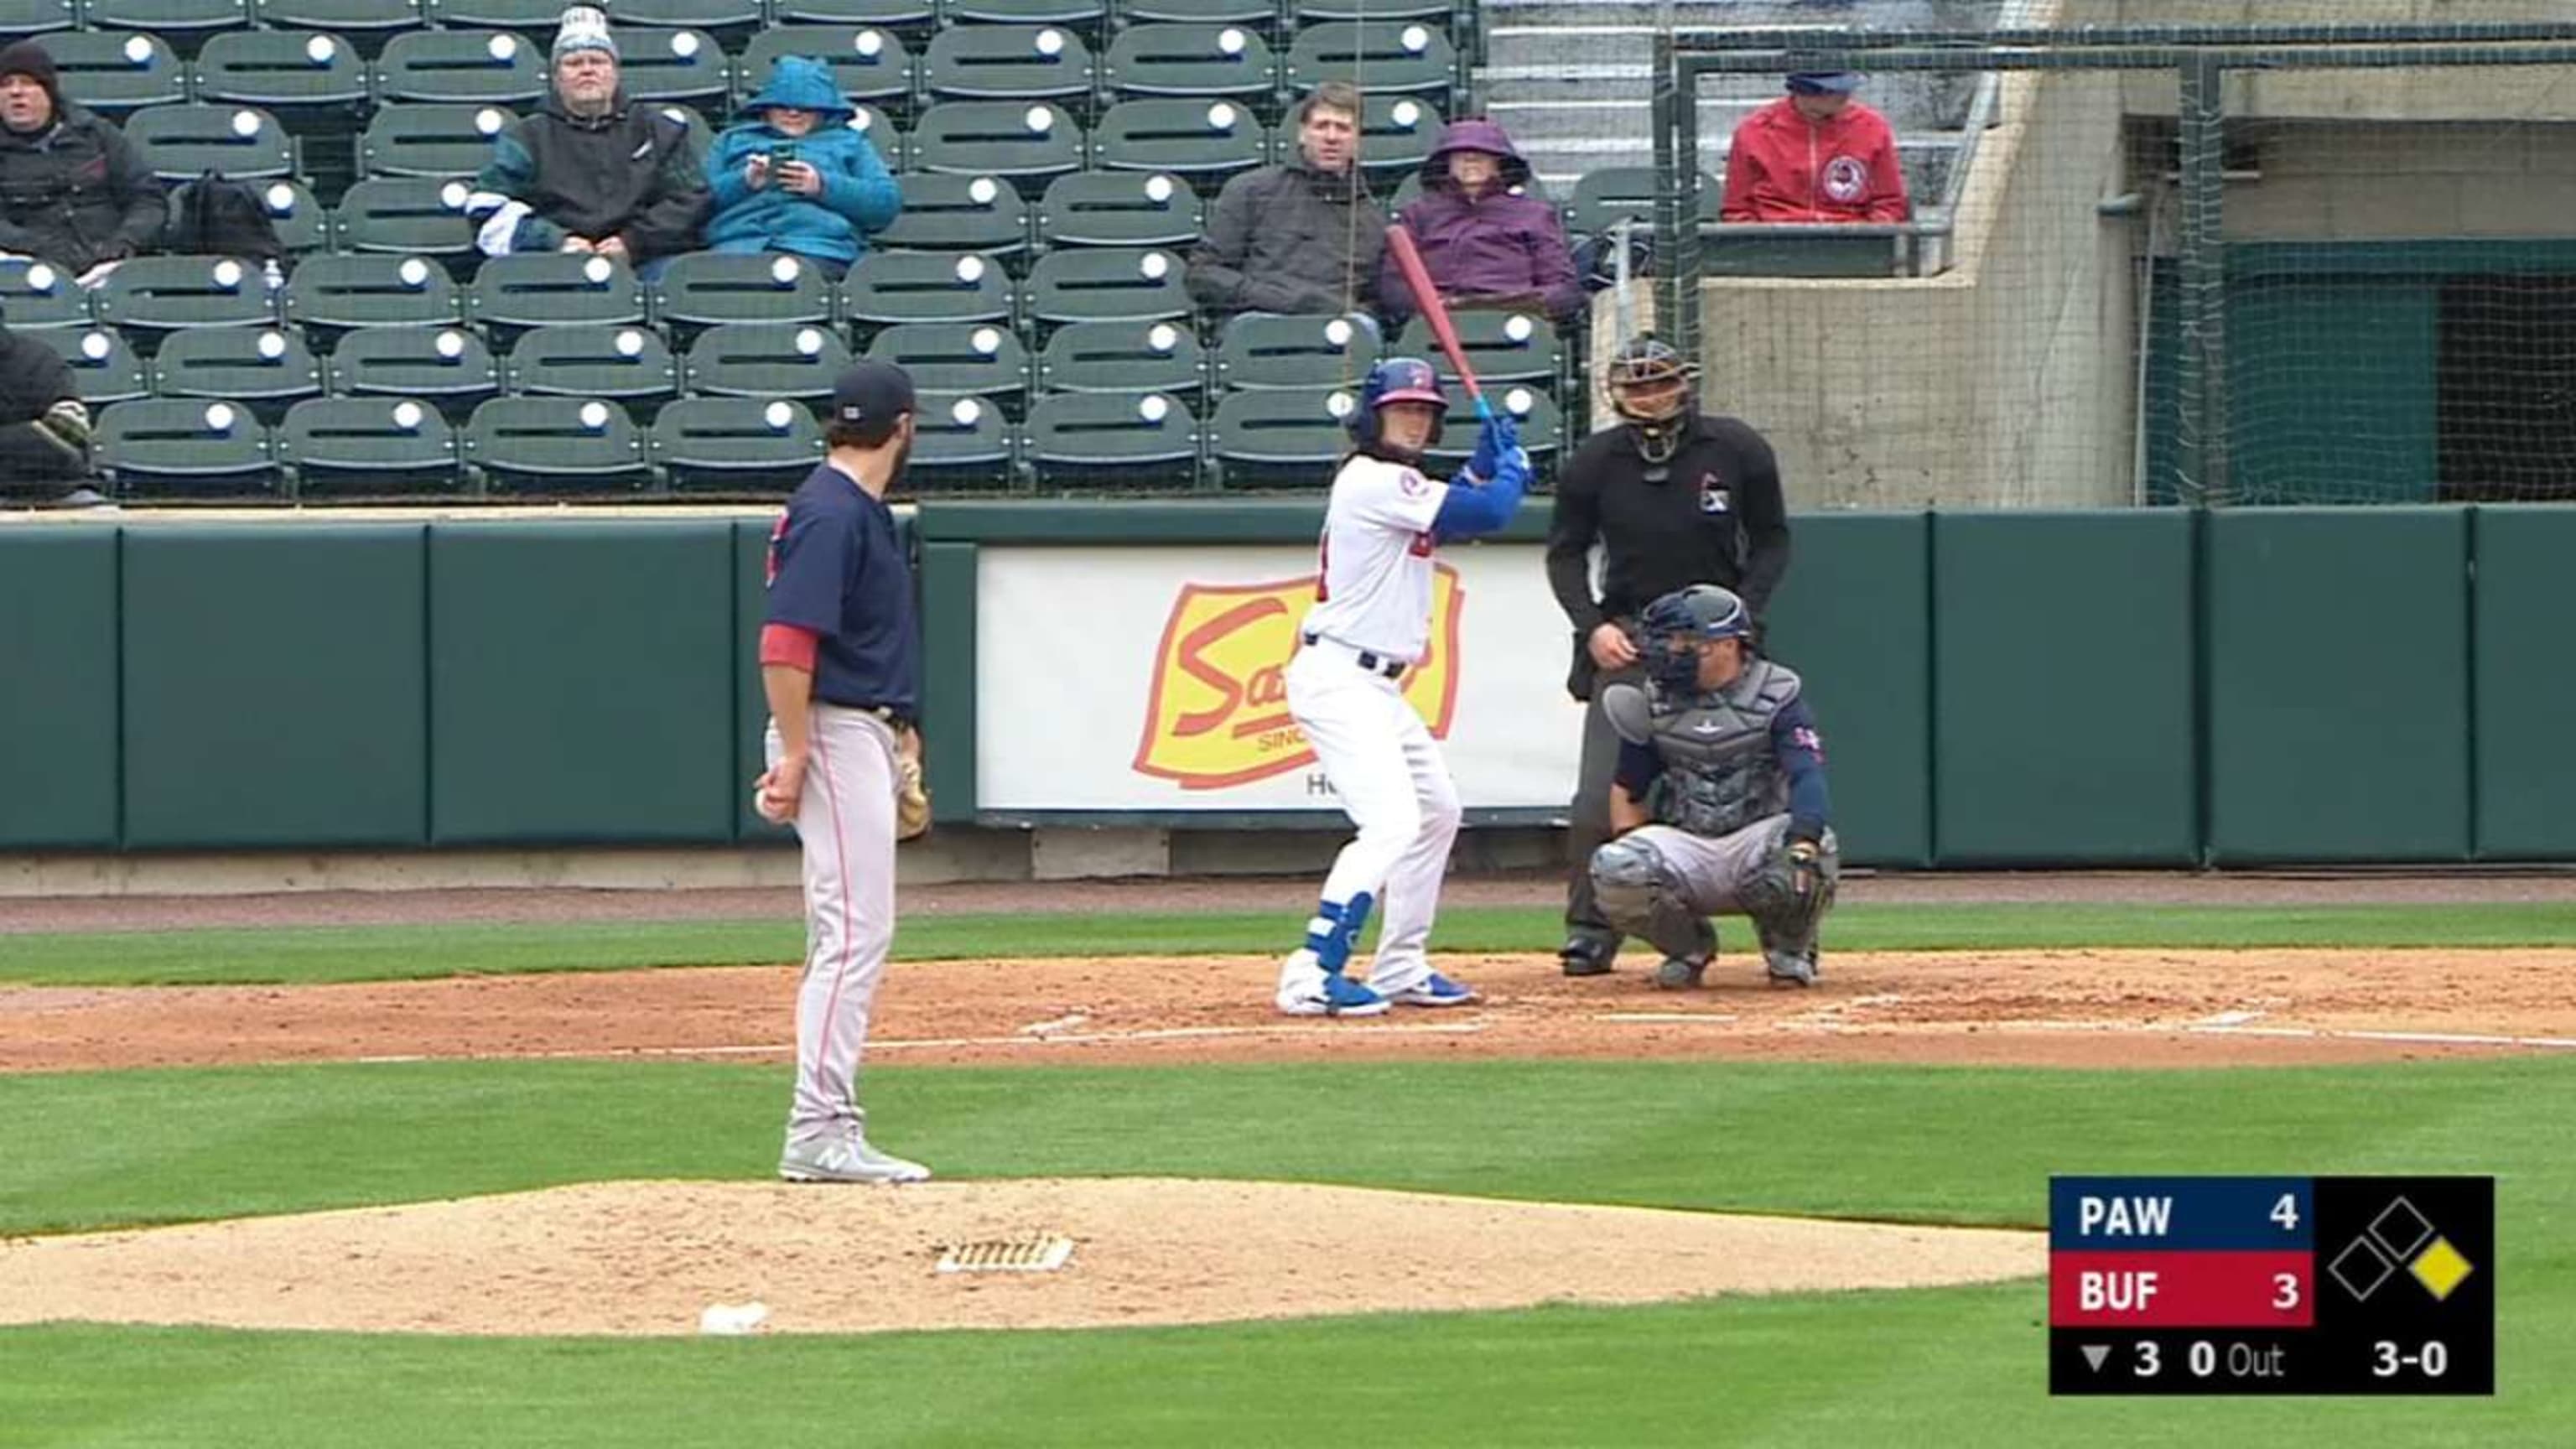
[1738, 828, 1839, 987]
[1589, 836, 1717, 981]
[1302, 891, 1376, 976]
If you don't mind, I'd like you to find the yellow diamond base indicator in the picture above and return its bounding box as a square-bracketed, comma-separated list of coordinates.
[2411, 1236, 2475, 1301]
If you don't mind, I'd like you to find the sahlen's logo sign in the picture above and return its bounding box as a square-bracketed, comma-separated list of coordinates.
[1132, 570, 1464, 790]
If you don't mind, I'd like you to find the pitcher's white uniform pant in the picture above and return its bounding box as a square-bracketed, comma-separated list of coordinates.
[766, 704, 901, 1146]
[1286, 643, 1462, 994]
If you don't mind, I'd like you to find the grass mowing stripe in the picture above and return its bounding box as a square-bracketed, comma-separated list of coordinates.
[4, 1279, 2563, 1448]
[8, 901, 2576, 986]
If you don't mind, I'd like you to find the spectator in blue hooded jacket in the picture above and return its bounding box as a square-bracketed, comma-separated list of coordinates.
[703, 58, 900, 280]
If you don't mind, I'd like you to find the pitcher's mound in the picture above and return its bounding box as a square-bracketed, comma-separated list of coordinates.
[0, 1178, 2042, 1337]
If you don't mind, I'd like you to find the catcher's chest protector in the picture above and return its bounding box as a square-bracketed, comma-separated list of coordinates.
[1647, 659, 1803, 838]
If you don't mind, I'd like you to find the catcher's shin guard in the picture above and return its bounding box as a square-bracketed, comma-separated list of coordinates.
[1588, 835, 1716, 965]
[1739, 828, 1839, 975]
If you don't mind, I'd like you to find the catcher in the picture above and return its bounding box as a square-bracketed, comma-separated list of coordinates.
[1587, 583, 1839, 989]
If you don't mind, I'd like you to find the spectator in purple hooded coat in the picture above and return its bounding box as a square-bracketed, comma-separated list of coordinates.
[1379, 118, 1583, 329]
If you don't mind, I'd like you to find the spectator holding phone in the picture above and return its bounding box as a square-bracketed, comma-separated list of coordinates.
[703, 56, 900, 281]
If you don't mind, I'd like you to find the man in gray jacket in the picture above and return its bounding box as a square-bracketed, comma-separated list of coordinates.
[1187, 80, 1382, 323]
[0, 39, 165, 284]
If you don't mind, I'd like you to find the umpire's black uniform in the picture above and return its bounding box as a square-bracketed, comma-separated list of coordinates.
[1543, 410, 1793, 966]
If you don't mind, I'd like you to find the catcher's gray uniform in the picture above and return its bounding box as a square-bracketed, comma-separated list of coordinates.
[1587, 656, 1840, 988]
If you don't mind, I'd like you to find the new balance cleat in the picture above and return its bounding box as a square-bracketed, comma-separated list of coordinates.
[779, 1132, 932, 1184]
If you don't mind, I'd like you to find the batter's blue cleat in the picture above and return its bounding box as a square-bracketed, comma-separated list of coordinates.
[1277, 958, 1392, 1017]
[1381, 971, 1478, 1008]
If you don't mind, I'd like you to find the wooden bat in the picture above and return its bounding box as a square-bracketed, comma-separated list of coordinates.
[1383, 223, 1493, 423]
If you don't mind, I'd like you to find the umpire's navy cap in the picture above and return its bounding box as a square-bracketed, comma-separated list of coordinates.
[829, 359, 916, 427]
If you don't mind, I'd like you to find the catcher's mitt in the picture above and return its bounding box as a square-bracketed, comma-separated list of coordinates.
[895, 729, 932, 841]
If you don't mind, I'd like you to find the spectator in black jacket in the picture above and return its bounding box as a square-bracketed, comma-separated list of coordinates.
[0, 307, 97, 505]
[1187, 80, 1383, 327]
[465, 7, 709, 283]
[0, 39, 166, 287]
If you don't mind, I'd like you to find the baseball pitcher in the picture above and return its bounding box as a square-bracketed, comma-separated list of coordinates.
[1587, 584, 1840, 989]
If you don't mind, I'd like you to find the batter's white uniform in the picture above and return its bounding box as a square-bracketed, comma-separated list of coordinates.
[1283, 453, 1462, 1001]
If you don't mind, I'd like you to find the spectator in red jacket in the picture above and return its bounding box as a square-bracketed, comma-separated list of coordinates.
[1380, 117, 1584, 328]
[1720, 72, 1911, 225]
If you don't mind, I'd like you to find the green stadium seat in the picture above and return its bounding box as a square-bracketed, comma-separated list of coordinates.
[650, 251, 835, 337]
[606, 0, 766, 41]
[94, 256, 279, 338]
[150, 325, 325, 421]
[908, 101, 1082, 189]
[1566, 166, 1721, 238]
[1102, 23, 1275, 102]
[373, 30, 549, 106]
[1391, 168, 1553, 214]
[1423, 385, 1563, 466]
[1293, 0, 1452, 22]
[610, 28, 730, 108]
[650, 397, 825, 492]
[253, 179, 330, 256]
[844, 106, 907, 171]
[283, 254, 464, 335]
[334, 177, 478, 262]
[126, 103, 299, 182]
[501, 322, 680, 410]
[1119, 0, 1271, 25]
[866, 320, 1027, 408]
[96, 398, 278, 496]
[681, 321, 851, 400]
[1035, 318, 1200, 397]
[1356, 95, 1441, 181]
[644, 102, 718, 166]
[360, 102, 517, 179]
[1285, 20, 1456, 99]
[903, 392, 1015, 489]
[772, 0, 934, 30]
[326, 325, 500, 418]
[922, 24, 1094, 105]
[1090, 97, 1264, 182]
[0, 259, 93, 331]
[1025, 246, 1189, 329]
[463, 397, 653, 493]
[1396, 309, 1560, 388]
[839, 250, 1013, 330]
[736, 26, 914, 112]
[44, 33, 187, 119]
[192, 29, 368, 111]
[274, 396, 463, 494]
[1024, 389, 1197, 489]
[465, 252, 647, 337]
[29, 328, 150, 408]
[251, 0, 426, 57]
[1209, 386, 1355, 485]
[870, 173, 1031, 260]
[0, 0, 75, 38]
[420, 0, 564, 32]
[80, 0, 252, 56]
[943, 0, 1105, 27]
[1215, 311, 1377, 392]
[1037, 170, 1201, 249]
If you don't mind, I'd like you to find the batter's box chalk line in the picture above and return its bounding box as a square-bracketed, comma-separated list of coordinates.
[937, 1233, 1077, 1275]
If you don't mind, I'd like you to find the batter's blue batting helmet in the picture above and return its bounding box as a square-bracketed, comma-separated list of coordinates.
[1347, 356, 1449, 450]
[1638, 584, 1752, 691]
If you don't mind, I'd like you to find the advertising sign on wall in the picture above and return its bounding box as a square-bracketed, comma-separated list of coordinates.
[976, 546, 1586, 813]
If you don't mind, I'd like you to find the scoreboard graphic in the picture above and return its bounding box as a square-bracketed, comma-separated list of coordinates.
[2047, 1176, 2494, 1395]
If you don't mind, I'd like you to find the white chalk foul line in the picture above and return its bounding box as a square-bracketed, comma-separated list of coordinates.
[2190, 1024, 2576, 1051]
[1592, 1012, 1742, 1025]
[349, 1019, 1493, 1065]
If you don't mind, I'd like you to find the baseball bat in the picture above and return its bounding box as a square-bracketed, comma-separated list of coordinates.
[1384, 223, 1493, 423]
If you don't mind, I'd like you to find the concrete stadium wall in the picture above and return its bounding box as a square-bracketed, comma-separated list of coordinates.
[2211, 122, 2576, 242]
[1696, 69, 2134, 507]
[2110, 0, 2576, 122]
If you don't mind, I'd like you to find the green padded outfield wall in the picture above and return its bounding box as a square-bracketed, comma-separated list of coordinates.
[122, 526, 427, 849]
[0, 531, 119, 849]
[2472, 506, 2576, 860]
[1760, 512, 1931, 869]
[2204, 508, 2472, 864]
[428, 522, 736, 844]
[1931, 512, 2198, 865]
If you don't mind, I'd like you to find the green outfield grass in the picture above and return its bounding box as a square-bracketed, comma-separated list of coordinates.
[7, 901, 2576, 986]
[3, 1057, 2569, 1446]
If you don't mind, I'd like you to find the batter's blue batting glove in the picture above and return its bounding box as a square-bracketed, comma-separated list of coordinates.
[1466, 411, 1520, 483]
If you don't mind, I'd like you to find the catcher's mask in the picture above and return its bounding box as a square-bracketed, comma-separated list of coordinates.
[1607, 335, 1698, 468]
[1636, 584, 1752, 693]
[1348, 355, 1449, 458]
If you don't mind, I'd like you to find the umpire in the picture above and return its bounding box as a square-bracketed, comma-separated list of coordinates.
[1545, 335, 1792, 976]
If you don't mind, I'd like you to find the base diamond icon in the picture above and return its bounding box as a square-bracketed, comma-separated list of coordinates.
[2410, 1236, 2475, 1301]
[2329, 1236, 2397, 1301]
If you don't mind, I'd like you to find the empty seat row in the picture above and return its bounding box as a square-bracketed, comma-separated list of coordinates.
[92, 378, 1550, 499]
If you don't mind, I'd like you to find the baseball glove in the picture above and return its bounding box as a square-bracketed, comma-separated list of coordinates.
[895, 728, 932, 842]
